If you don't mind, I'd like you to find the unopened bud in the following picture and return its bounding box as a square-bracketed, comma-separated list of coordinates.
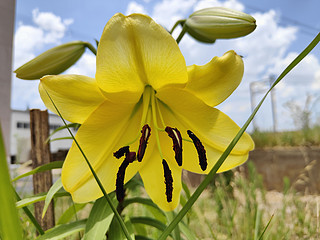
[185, 7, 256, 42]
[15, 41, 88, 80]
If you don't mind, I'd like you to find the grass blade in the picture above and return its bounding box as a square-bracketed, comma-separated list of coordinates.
[258, 214, 274, 240]
[12, 161, 64, 182]
[16, 192, 69, 208]
[83, 197, 116, 240]
[158, 31, 320, 240]
[44, 89, 132, 240]
[57, 203, 87, 225]
[36, 219, 87, 240]
[42, 178, 63, 218]
[0, 124, 23, 239]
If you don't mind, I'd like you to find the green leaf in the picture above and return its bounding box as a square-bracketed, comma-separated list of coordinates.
[12, 161, 64, 182]
[181, 181, 191, 199]
[122, 197, 164, 216]
[179, 222, 197, 240]
[165, 211, 180, 240]
[47, 123, 80, 140]
[159, 31, 320, 240]
[36, 219, 86, 240]
[83, 197, 117, 240]
[130, 217, 167, 232]
[49, 137, 74, 142]
[16, 192, 69, 208]
[0, 123, 23, 239]
[57, 203, 87, 225]
[108, 218, 135, 240]
[42, 178, 63, 218]
[135, 236, 153, 240]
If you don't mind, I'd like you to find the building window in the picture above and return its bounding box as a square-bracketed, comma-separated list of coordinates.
[49, 124, 62, 130]
[16, 122, 30, 129]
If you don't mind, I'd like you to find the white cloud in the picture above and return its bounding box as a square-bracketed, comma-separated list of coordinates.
[65, 53, 96, 77]
[32, 9, 73, 44]
[194, 0, 244, 11]
[126, 2, 148, 15]
[152, 0, 196, 28]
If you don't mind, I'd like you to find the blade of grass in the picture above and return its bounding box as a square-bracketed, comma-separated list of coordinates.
[0, 124, 23, 240]
[14, 190, 45, 235]
[158, 32, 320, 240]
[258, 214, 274, 240]
[12, 161, 64, 182]
[44, 89, 132, 240]
[35, 219, 87, 240]
[42, 178, 63, 218]
[16, 192, 69, 208]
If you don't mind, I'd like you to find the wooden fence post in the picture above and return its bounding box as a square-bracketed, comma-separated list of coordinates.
[30, 109, 55, 231]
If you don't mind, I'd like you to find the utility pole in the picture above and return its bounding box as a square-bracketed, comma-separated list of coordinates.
[269, 75, 277, 132]
[249, 82, 258, 131]
[249, 76, 278, 132]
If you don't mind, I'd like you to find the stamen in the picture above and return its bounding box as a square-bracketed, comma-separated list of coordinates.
[113, 146, 129, 159]
[116, 150, 136, 202]
[187, 130, 207, 171]
[137, 124, 151, 162]
[162, 159, 173, 202]
[165, 127, 183, 166]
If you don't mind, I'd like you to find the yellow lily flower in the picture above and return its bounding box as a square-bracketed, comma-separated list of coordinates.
[39, 13, 254, 211]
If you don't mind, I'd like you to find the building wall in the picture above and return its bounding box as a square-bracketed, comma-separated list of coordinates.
[0, 0, 15, 155]
[11, 110, 76, 163]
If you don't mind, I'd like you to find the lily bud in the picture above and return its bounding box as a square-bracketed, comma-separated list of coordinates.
[185, 7, 256, 42]
[15, 41, 88, 80]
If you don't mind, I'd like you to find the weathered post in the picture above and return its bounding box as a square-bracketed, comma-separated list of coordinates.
[30, 109, 55, 231]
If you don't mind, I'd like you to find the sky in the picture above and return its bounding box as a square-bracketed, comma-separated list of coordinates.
[12, 0, 320, 132]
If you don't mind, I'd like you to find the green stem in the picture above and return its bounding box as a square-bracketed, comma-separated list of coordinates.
[169, 20, 185, 34]
[85, 42, 97, 55]
[158, 31, 320, 240]
[44, 90, 133, 240]
[14, 190, 44, 235]
[176, 24, 187, 44]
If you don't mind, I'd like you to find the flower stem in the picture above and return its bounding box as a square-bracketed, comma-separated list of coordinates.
[85, 42, 97, 55]
[176, 24, 187, 44]
[169, 19, 185, 34]
[44, 89, 133, 240]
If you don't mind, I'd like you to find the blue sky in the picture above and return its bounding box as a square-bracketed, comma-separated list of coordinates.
[12, 0, 320, 131]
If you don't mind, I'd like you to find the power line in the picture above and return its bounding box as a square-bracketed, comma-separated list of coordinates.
[244, 4, 320, 36]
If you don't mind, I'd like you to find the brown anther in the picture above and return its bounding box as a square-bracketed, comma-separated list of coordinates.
[162, 159, 173, 203]
[116, 150, 136, 202]
[137, 124, 151, 162]
[187, 130, 207, 171]
[113, 146, 129, 159]
[165, 126, 183, 166]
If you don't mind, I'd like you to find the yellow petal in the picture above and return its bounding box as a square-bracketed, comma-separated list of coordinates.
[62, 100, 144, 202]
[185, 50, 243, 107]
[39, 75, 105, 124]
[182, 140, 248, 174]
[157, 88, 254, 155]
[157, 99, 250, 174]
[96, 13, 188, 102]
[139, 138, 182, 211]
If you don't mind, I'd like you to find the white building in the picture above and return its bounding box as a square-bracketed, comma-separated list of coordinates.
[10, 109, 76, 163]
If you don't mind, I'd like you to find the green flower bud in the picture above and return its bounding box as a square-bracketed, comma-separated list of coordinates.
[15, 41, 89, 80]
[185, 7, 256, 42]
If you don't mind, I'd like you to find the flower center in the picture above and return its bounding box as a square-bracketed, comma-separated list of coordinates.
[113, 85, 207, 203]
